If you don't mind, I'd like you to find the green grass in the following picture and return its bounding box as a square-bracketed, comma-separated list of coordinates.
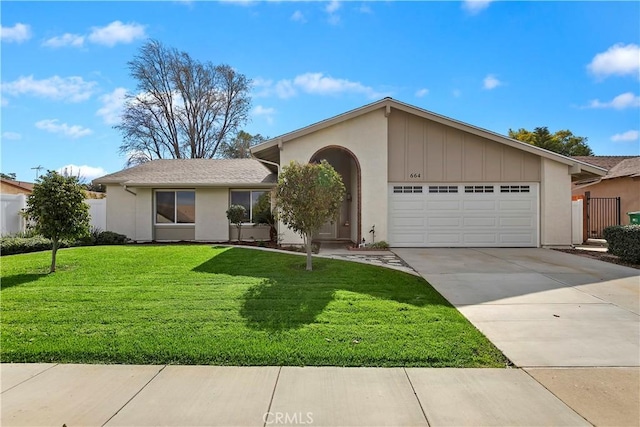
[1, 245, 508, 367]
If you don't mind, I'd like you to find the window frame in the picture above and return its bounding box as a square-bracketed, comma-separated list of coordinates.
[229, 189, 270, 225]
[154, 189, 196, 226]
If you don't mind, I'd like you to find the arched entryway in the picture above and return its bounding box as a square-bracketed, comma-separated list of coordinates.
[309, 146, 361, 244]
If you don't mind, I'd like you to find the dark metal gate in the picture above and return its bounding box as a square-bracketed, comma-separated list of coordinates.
[585, 191, 621, 239]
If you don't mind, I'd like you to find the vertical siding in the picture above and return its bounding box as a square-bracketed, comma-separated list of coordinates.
[388, 109, 541, 183]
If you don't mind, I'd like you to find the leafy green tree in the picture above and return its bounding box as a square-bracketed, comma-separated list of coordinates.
[0, 172, 17, 180]
[219, 131, 267, 159]
[226, 204, 247, 242]
[24, 171, 90, 273]
[276, 160, 345, 271]
[508, 127, 594, 156]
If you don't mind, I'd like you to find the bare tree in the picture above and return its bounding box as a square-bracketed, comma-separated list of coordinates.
[116, 40, 251, 166]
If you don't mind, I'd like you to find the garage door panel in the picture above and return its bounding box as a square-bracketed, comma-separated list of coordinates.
[463, 233, 498, 244]
[389, 183, 538, 247]
[393, 233, 426, 244]
[426, 233, 462, 244]
[391, 216, 425, 227]
[426, 200, 461, 210]
[463, 200, 496, 210]
[499, 200, 535, 210]
[499, 217, 534, 227]
[499, 233, 535, 244]
[463, 217, 496, 227]
[428, 217, 461, 227]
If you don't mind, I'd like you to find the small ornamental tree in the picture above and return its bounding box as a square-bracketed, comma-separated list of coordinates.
[276, 160, 346, 271]
[24, 171, 90, 273]
[226, 204, 247, 242]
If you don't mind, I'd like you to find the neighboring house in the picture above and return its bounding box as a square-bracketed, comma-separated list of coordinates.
[0, 178, 34, 195]
[95, 98, 606, 247]
[572, 156, 640, 228]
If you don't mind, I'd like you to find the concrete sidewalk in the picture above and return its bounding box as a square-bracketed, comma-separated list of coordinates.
[1, 363, 590, 427]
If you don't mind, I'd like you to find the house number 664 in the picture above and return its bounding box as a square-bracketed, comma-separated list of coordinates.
[409, 173, 421, 178]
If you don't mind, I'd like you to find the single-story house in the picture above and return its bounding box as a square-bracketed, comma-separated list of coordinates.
[0, 178, 34, 195]
[572, 156, 640, 226]
[95, 98, 606, 247]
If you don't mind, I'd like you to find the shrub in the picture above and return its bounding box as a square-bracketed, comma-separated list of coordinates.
[603, 225, 640, 263]
[369, 241, 390, 249]
[95, 231, 128, 245]
[0, 236, 68, 256]
[75, 226, 103, 246]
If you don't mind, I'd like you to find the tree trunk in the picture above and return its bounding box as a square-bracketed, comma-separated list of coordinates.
[237, 225, 242, 242]
[305, 232, 313, 271]
[50, 239, 59, 273]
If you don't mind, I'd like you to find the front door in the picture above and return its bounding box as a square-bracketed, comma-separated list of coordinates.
[316, 219, 337, 239]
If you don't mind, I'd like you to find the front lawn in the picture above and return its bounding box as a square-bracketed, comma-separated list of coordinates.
[1, 245, 507, 367]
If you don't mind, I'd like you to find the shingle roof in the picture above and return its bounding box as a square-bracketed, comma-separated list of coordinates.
[0, 178, 34, 192]
[602, 157, 640, 180]
[571, 156, 637, 171]
[94, 159, 277, 186]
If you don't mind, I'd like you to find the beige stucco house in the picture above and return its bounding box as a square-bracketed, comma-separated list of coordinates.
[572, 156, 640, 226]
[95, 98, 606, 247]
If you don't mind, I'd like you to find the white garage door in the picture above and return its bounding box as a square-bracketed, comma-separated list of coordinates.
[389, 183, 539, 247]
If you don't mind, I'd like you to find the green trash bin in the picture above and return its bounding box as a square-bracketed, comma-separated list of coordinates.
[628, 211, 640, 224]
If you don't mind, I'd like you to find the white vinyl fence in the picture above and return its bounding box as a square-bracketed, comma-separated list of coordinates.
[0, 195, 107, 236]
[1, 194, 27, 236]
[571, 198, 584, 245]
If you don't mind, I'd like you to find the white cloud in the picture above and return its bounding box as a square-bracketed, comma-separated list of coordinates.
[97, 87, 127, 125]
[586, 92, 640, 110]
[43, 33, 85, 48]
[254, 73, 388, 99]
[415, 88, 429, 98]
[293, 72, 384, 98]
[2, 132, 22, 141]
[611, 130, 639, 142]
[325, 0, 341, 25]
[291, 10, 306, 23]
[253, 105, 276, 124]
[1, 97, 8, 107]
[588, 43, 640, 79]
[36, 119, 93, 139]
[358, 4, 372, 14]
[57, 164, 107, 180]
[462, 0, 494, 14]
[2, 75, 97, 102]
[483, 74, 502, 90]
[326, 1, 341, 14]
[88, 21, 146, 47]
[1, 23, 31, 43]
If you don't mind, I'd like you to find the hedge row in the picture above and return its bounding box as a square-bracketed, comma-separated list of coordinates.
[603, 225, 640, 263]
[0, 231, 128, 256]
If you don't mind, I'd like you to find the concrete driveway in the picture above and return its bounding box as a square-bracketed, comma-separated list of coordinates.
[394, 248, 639, 368]
[394, 248, 640, 426]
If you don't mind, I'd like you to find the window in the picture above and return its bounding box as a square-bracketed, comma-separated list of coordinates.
[393, 186, 423, 193]
[155, 191, 195, 224]
[428, 185, 458, 193]
[500, 185, 530, 193]
[230, 190, 268, 223]
[465, 185, 494, 193]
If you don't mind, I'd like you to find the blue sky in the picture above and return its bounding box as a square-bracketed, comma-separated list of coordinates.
[1, 0, 639, 182]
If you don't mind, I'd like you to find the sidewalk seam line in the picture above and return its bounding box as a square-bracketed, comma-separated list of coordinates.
[1, 363, 59, 394]
[403, 368, 431, 426]
[101, 364, 167, 427]
[522, 368, 594, 427]
[263, 366, 282, 427]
